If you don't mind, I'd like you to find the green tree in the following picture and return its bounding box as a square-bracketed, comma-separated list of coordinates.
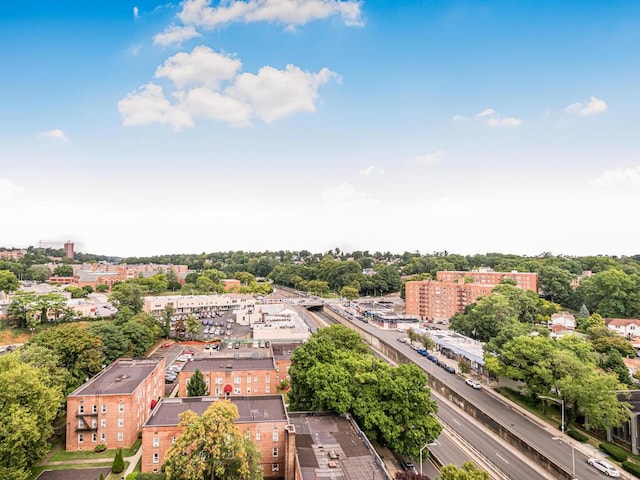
[187, 369, 209, 396]
[122, 319, 157, 357]
[64, 285, 89, 298]
[163, 304, 175, 338]
[165, 269, 182, 291]
[340, 285, 360, 300]
[53, 264, 74, 277]
[112, 449, 125, 474]
[96, 283, 109, 293]
[0, 270, 19, 293]
[26, 265, 51, 282]
[185, 315, 201, 340]
[577, 269, 640, 318]
[164, 401, 263, 480]
[110, 281, 145, 314]
[7, 292, 38, 328]
[439, 461, 489, 480]
[0, 354, 62, 478]
[88, 322, 129, 362]
[588, 326, 637, 358]
[29, 324, 104, 392]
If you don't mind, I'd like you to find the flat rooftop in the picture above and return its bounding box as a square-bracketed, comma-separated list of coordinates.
[429, 330, 485, 366]
[271, 342, 303, 360]
[71, 358, 163, 396]
[182, 357, 275, 372]
[289, 413, 387, 480]
[145, 395, 288, 427]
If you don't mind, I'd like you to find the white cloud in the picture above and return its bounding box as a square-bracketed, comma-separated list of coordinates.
[0, 177, 22, 199]
[155, 46, 241, 89]
[590, 166, 640, 187]
[38, 129, 69, 141]
[410, 149, 445, 165]
[359, 165, 384, 176]
[487, 116, 522, 127]
[476, 108, 495, 118]
[177, 0, 363, 29]
[133, 6, 139, 18]
[126, 44, 142, 56]
[179, 87, 253, 126]
[565, 96, 608, 117]
[117, 83, 194, 131]
[226, 64, 338, 123]
[451, 114, 470, 122]
[471, 108, 522, 127]
[119, 46, 338, 129]
[153, 25, 201, 47]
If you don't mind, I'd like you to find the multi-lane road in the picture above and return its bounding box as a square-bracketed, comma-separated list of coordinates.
[312, 305, 611, 480]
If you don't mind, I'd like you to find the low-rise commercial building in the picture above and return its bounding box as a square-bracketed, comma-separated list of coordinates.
[144, 294, 255, 318]
[66, 357, 165, 451]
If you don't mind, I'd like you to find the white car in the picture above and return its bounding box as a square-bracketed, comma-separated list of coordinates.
[465, 378, 482, 389]
[588, 458, 620, 477]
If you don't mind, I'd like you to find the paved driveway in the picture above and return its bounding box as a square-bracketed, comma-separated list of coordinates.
[37, 466, 112, 480]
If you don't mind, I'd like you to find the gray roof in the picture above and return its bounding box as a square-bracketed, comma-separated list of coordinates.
[145, 395, 288, 427]
[182, 357, 276, 372]
[70, 358, 163, 396]
[271, 342, 303, 360]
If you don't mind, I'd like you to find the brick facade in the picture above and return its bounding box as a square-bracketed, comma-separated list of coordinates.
[66, 357, 165, 451]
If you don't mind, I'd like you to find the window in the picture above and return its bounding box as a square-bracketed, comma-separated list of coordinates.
[254, 387, 258, 393]
[153, 453, 159, 464]
[92, 419, 97, 428]
[153, 437, 159, 447]
[78, 405, 84, 414]
[101, 419, 106, 428]
[234, 388, 241, 394]
[265, 375, 270, 382]
[78, 419, 85, 428]
[118, 432, 123, 442]
[100, 433, 105, 442]
[118, 404, 124, 413]
[272, 431, 278, 442]
[265, 387, 270, 394]
[172, 436, 177, 444]
[214, 387, 222, 395]
[102, 404, 107, 413]
[272, 448, 278, 457]
[272, 463, 279, 472]
[215, 377, 223, 385]
[234, 377, 241, 384]
[256, 431, 261, 441]
[78, 434, 84, 443]
[92, 433, 97, 443]
[246, 376, 251, 383]
[92, 404, 97, 414]
[118, 418, 124, 427]
[247, 387, 252, 394]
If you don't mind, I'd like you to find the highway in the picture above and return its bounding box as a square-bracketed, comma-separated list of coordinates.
[313, 305, 611, 480]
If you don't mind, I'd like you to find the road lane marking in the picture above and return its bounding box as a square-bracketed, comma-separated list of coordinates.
[495, 453, 510, 464]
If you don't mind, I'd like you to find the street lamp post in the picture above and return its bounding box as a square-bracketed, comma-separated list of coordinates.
[539, 395, 565, 434]
[541, 395, 574, 479]
[419, 441, 439, 477]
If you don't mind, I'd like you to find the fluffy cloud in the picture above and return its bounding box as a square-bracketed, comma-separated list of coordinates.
[227, 65, 338, 123]
[38, 129, 69, 141]
[155, 46, 241, 88]
[476, 108, 496, 118]
[590, 166, 640, 187]
[451, 114, 470, 122]
[410, 150, 445, 165]
[178, 0, 363, 29]
[118, 83, 194, 131]
[133, 6, 139, 18]
[359, 165, 384, 176]
[0, 177, 22, 199]
[565, 96, 608, 117]
[119, 46, 337, 129]
[153, 25, 201, 47]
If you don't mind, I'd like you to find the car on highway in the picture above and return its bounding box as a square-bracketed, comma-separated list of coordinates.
[587, 458, 620, 477]
[443, 365, 456, 374]
[401, 459, 417, 474]
[465, 378, 481, 389]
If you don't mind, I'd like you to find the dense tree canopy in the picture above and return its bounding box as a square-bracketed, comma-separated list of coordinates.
[289, 325, 441, 457]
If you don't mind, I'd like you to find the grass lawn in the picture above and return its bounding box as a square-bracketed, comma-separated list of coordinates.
[48, 438, 142, 462]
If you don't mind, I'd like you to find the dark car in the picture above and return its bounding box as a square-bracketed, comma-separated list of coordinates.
[444, 365, 456, 374]
[401, 459, 417, 474]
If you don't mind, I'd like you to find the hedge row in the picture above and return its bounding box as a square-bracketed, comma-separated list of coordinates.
[622, 461, 640, 477]
[599, 442, 628, 463]
[566, 429, 588, 442]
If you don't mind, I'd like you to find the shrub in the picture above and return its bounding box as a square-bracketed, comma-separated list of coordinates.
[136, 474, 166, 480]
[126, 474, 138, 480]
[567, 430, 588, 442]
[622, 461, 640, 477]
[94, 443, 107, 453]
[112, 448, 126, 474]
[599, 442, 628, 462]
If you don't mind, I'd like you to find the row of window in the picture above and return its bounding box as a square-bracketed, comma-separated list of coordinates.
[78, 418, 124, 428]
[78, 432, 123, 443]
[79, 403, 124, 414]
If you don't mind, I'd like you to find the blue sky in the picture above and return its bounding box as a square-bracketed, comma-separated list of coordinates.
[1, 1, 639, 257]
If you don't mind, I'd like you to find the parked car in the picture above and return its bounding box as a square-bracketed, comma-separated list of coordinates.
[465, 378, 481, 389]
[444, 365, 456, 374]
[161, 343, 172, 348]
[587, 458, 620, 477]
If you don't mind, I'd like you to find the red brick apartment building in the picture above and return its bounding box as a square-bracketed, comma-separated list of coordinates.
[66, 357, 165, 451]
[405, 269, 538, 322]
[141, 396, 295, 479]
[178, 357, 279, 397]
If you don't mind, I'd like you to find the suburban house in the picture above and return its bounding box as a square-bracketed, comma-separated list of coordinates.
[549, 312, 577, 338]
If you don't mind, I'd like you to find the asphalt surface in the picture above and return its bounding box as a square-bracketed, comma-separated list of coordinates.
[331, 309, 619, 480]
